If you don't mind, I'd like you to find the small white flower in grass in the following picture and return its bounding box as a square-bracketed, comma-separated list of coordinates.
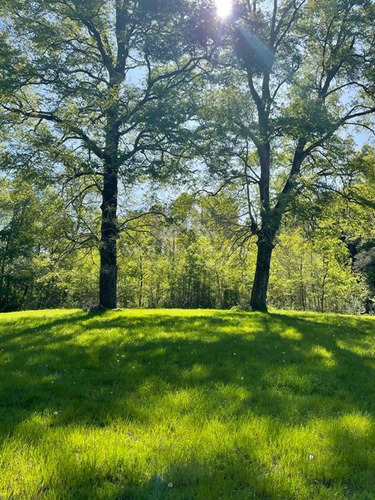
[168, 483, 173, 488]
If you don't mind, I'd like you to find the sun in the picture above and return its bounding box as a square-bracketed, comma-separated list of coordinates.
[215, 0, 233, 19]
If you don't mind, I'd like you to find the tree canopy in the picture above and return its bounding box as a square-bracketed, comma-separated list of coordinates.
[0, 0, 374, 312]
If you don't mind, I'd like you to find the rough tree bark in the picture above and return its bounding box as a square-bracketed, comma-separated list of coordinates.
[250, 233, 275, 311]
[99, 167, 118, 309]
[99, 71, 122, 309]
[249, 140, 306, 312]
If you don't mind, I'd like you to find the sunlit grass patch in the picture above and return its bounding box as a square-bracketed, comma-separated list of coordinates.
[0, 308, 375, 498]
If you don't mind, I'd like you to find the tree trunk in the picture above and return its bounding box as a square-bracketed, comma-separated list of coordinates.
[99, 70, 122, 310]
[250, 232, 275, 312]
[99, 167, 118, 309]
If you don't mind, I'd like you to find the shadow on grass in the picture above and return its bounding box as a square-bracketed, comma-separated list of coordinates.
[1, 309, 375, 498]
[1, 310, 374, 429]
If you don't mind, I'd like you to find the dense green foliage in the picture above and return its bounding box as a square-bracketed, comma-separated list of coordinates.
[1, 308, 375, 499]
[0, 0, 374, 311]
[0, 0, 216, 309]
[0, 177, 373, 313]
[193, 0, 375, 310]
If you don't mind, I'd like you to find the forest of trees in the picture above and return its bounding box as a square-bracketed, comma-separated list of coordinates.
[0, 0, 374, 313]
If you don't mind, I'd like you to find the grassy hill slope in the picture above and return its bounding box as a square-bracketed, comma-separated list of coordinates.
[0, 308, 375, 499]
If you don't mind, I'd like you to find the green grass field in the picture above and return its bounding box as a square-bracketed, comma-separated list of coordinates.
[1, 309, 375, 499]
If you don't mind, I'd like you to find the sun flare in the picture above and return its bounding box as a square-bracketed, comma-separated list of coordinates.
[215, 0, 233, 19]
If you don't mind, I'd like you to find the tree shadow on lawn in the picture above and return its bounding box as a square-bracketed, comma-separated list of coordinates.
[1, 310, 375, 498]
[1, 310, 374, 430]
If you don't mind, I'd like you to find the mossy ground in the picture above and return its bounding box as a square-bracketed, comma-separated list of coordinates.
[1, 308, 375, 499]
